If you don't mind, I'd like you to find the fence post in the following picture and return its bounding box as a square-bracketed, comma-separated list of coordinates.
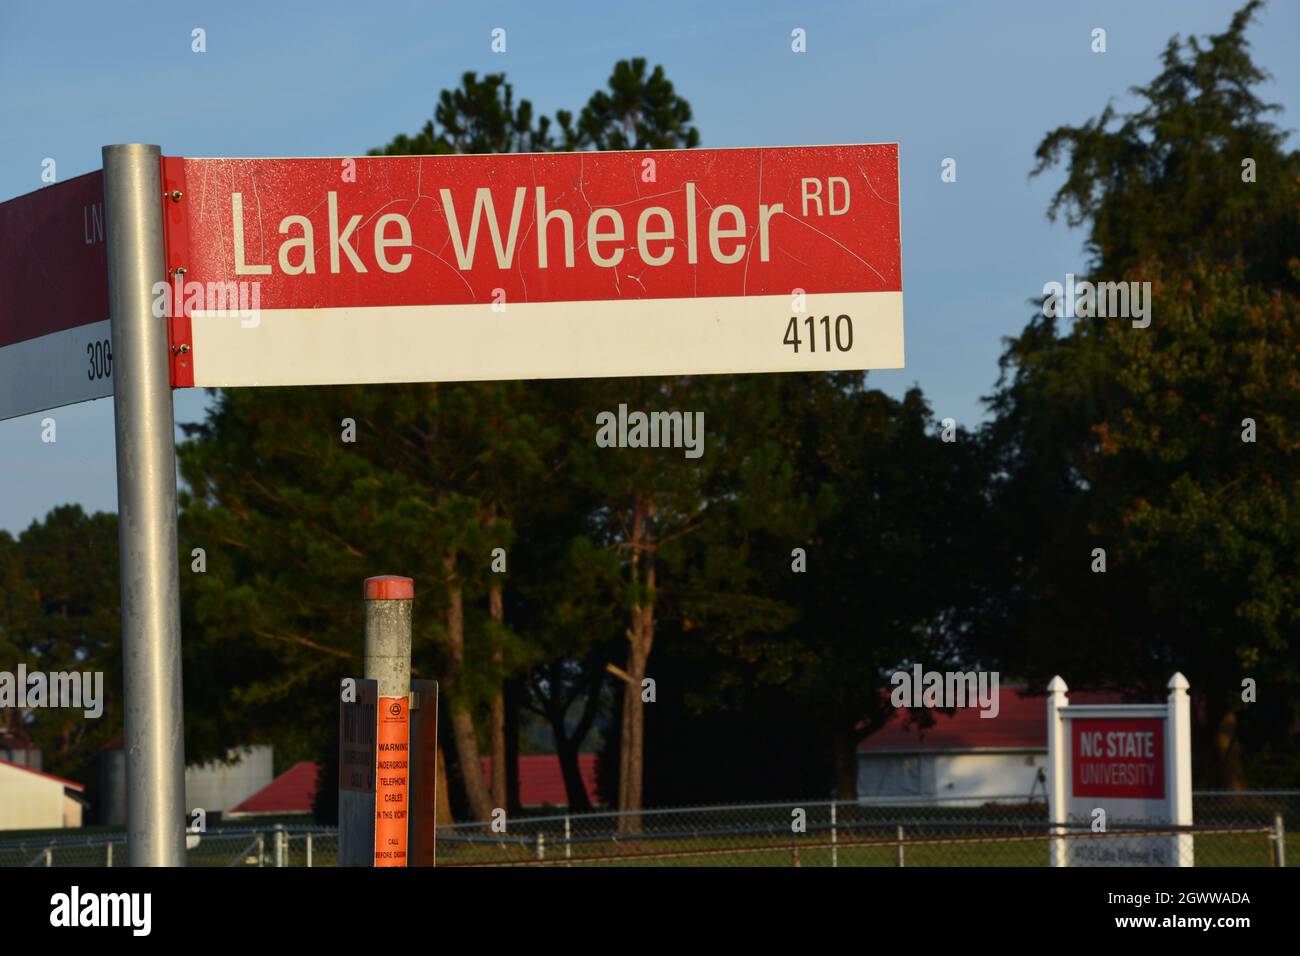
[1167, 673, 1194, 867]
[536, 832, 546, 861]
[1272, 813, 1286, 868]
[1046, 675, 1069, 867]
[257, 832, 265, 867]
[831, 802, 838, 868]
[274, 826, 287, 867]
[564, 814, 572, 865]
[107, 842, 113, 867]
[896, 825, 905, 867]
[45, 847, 52, 867]
[306, 831, 314, 868]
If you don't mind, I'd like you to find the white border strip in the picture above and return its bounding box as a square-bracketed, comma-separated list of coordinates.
[0, 319, 114, 421]
[191, 292, 904, 387]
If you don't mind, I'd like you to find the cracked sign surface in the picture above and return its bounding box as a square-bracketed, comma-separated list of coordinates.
[165, 144, 903, 387]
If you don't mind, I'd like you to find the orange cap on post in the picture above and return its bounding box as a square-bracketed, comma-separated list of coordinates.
[364, 575, 414, 600]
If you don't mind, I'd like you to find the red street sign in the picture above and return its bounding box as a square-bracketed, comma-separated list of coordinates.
[1071, 717, 1165, 799]
[0, 172, 112, 421]
[159, 144, 903, 388]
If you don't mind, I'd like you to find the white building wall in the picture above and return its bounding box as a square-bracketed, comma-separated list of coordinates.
[184, 745, 274, 814]
[0, 763, 69, 830]
[858, 751, 1049, 804]
[62, 791, 83, 828]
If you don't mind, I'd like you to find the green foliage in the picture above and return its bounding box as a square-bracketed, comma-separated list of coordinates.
[573, 58, 701, 151]
[985, 0, 1300, 785]
[0, 507, 122, 779]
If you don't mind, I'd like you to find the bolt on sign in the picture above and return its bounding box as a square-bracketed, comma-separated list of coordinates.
[1046, 674, 1194, 867]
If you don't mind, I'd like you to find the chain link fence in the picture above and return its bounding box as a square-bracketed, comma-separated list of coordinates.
[0, 825, 341, 868]
[1, 791, 1291, 867]
[433, 792, 1289, 867]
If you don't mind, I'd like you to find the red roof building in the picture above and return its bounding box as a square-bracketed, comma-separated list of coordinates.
[226, 753, 599, 818]
[482, 754, 599, 808]
[859, 687, 1125, 753]
[229, 761, 320, 817]
[854, 685, 1128, 803]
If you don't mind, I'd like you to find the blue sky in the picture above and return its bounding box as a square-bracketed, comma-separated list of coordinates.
[1, 0, 1296, 533]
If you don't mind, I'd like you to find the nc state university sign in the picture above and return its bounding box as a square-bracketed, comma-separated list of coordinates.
[1046, 674, 1194, 867]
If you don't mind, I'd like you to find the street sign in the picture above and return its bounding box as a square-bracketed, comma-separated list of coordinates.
[161, 144, 903, 388]
[0, 172, 112, 422]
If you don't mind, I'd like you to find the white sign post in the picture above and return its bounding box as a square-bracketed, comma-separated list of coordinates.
[1047, 673, 1193, 867]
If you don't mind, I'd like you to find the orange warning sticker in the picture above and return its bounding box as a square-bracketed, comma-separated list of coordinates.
[374, 695, 409, 866]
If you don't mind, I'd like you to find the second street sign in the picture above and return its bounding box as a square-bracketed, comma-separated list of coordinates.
[0, 172, 112, 422]
[162, 144, 903, 388]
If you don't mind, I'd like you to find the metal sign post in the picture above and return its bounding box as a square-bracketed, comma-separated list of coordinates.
[103, 143, 187, 866]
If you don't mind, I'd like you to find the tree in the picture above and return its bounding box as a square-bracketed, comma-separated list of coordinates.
[178, 60, 703, 823]
[1, 507, 122, 780]
[983, 0, 1300, 787]
[573, 58, 700, 151]
[679, 374, 989, 799]
[563, 59, 701, 830]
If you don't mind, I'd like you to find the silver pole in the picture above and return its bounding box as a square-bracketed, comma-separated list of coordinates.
[830, 802, 838, 868]
[103, 144, 186, 868]
[306, 830, 313, 868]
[1273, 813, 1286, 868]
[896, 824, 905, 867]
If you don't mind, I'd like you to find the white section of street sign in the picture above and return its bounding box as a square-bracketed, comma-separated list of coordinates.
[0, 319, 114, 421]
[189, 292, 904, 387]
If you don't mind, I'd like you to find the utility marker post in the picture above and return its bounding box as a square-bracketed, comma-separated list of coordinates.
[104, 144, 186, 867]
[365, 575, 413, 866]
